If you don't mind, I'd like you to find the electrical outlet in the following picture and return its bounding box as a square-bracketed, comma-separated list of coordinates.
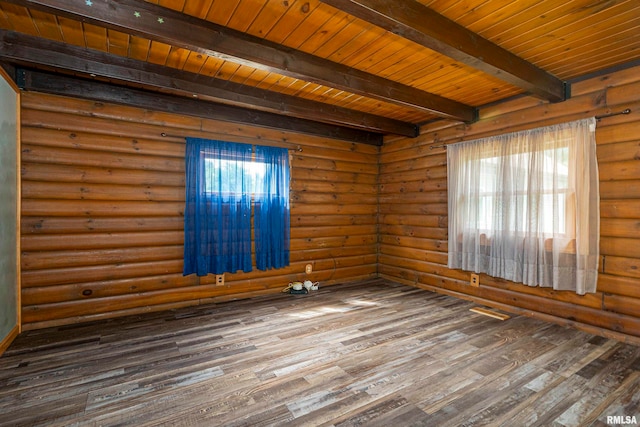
[215, 274, 225, 286]
[305, 263, 313, 274]
[470, 273, 479, 287]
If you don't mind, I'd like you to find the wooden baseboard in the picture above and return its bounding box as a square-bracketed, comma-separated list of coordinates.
[0, 325, 20, 357]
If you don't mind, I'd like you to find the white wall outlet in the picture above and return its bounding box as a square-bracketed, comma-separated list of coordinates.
[215, 274, 225, 286]
[305, 263, 313, 274]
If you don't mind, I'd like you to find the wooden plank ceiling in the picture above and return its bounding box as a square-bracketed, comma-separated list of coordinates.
[0, 0, 639, 143]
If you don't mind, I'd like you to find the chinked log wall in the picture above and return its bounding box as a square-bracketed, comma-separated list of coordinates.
[20, 92, 378, 330]
[379, 65, 640, 340]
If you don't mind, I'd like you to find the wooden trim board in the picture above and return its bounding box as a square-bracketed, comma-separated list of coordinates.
[470, 306, 511, 320]
[0, 324, 19, 356]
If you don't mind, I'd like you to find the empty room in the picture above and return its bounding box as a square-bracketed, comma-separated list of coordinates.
[0, 1, 639, 426]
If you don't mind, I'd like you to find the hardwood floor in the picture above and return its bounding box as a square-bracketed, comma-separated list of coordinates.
[1, 279, 639, 426]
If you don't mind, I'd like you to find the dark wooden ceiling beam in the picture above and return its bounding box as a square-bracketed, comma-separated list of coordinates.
[321, 0, 568, 102]
[0, 30, 417, 137]
[16, 68, 383, 145]
[4, 0, 476, 122]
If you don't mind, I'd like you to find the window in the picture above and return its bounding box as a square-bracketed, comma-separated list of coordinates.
[447, 118, 599, 295]
[202, 156, 266, 196]
[183, 138, 290, 276]
[475, 145, 571, 235]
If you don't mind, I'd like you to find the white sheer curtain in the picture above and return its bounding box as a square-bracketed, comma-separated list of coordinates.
[447, 118, 599, 295]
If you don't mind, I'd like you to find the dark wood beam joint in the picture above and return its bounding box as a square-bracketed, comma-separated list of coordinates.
[0, 30, 416, 137]
[18, 68, 383, 145]
[4, 0, 476, 122]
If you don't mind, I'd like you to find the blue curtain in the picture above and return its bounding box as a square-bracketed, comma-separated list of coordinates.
[183, 138, 253, 276]
[254, 145, 290, 270]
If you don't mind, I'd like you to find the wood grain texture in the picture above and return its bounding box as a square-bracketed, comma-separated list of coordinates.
[3, 0, 638, 127]
[19, 91, 378, 330]
[379, 64, 640, 339]
[0, 325, 19, 357]
[1, 279, 639, 426]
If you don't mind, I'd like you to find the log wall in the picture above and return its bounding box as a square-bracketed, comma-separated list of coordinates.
[20, 64, 640, 338]
[20, 92, 378, 330]
[379, 65, 640, 340]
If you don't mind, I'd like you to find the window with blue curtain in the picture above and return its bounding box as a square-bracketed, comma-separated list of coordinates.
[183, 137, 290, 276]
[254, 145, 290, 270]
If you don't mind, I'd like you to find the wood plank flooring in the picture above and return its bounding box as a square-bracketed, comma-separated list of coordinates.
[1, 279, 639, 426]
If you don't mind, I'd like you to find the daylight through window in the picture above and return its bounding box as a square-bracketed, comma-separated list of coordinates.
[447, 118, 599, 295]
